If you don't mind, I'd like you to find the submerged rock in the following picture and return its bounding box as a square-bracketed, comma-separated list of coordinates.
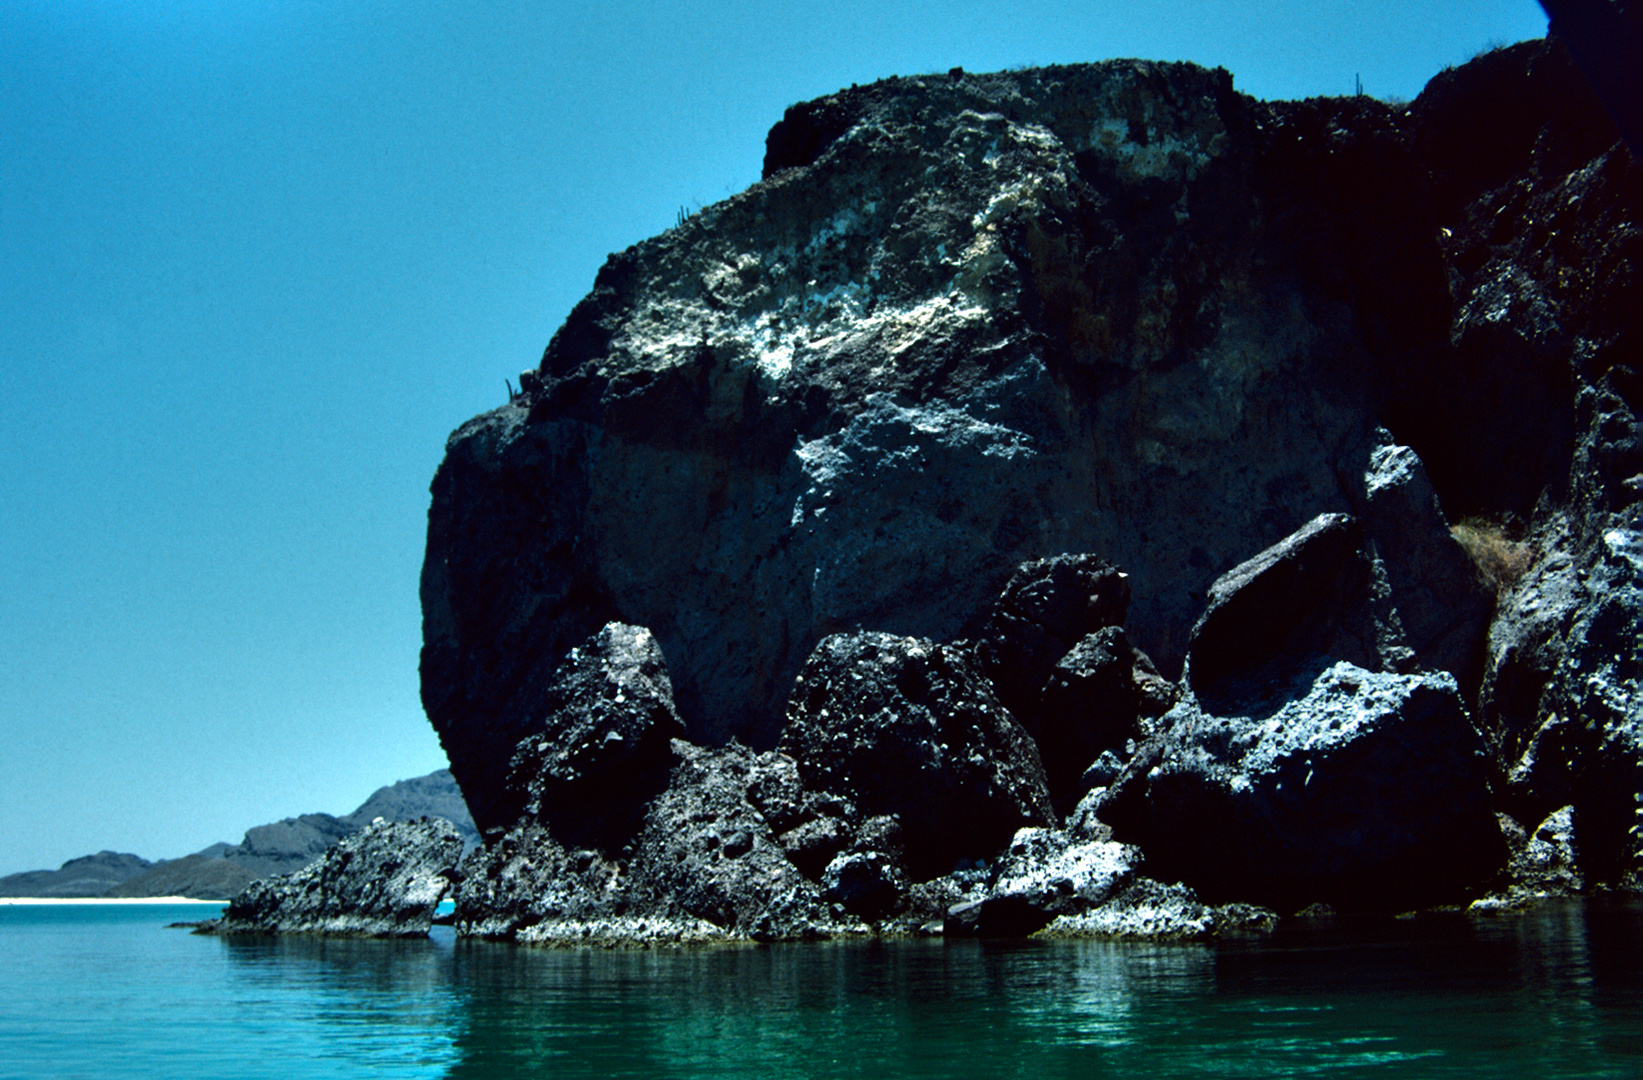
[202, 819, 464, 938]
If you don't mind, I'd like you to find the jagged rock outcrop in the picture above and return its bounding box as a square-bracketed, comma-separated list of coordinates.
[1470, 805, 1585, 911]
[972, 555, 1172, 812]
[1485, 523, 1642, 888]
[455, 740, 846, 943]
[201, 819, 464, 938]
[780, 632, 1053, 880]
[1100, 661, 1504, 912]
[422, 37, 1640, 934]
[944, 826, 1141, 936]
[1359, 440, 1495, 691]
[976, 555, 1132, 716]
[1033, 627, 1176, 812]
[497, 622, 685, 843]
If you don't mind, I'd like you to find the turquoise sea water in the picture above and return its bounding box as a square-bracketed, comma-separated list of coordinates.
[1, 899, 1640, 1079]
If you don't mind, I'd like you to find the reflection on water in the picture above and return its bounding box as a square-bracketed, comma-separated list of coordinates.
[2, 899, 1639, 1079]
[422, 900, 1642, 1079]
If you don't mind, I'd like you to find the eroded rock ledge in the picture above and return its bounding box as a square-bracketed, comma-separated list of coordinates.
[403, 40, 1637, 943]
[199, 818, 464, 938]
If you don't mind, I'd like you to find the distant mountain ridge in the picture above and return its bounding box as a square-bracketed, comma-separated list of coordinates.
[0, 770, 477, 900]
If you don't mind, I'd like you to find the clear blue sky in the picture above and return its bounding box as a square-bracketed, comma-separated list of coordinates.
[1, 0, 1548, 876]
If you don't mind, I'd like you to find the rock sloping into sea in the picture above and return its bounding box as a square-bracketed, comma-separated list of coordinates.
[200, 818, 464, 938]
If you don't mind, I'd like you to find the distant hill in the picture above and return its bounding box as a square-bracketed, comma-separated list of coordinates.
[0, 851, 154, 899]
[1, 770, 476, 900]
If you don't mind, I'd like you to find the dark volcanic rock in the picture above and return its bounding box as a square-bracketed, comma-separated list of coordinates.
[1359, 438, 1495, 691]
[501, 622, 686, 845]
[204, 819, 464, 938]
[1485, 521, 1642, 887]
[456, 741, 843, 943]
[625, 742, 840, 939]
[423, 59, 1394, 755]
[1103, 662, 1506, 912]
[943, 826, 1139, 937]
[780, 632, 1054, 880]
[452, 821, 626, 941]
[1035, 626, 1177, 813]
[423, 39, 1640, 920]
[977, 554, 1132, 717]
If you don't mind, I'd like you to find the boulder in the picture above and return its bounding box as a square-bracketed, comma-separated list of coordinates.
[1480, 805, 1585, 909]
[1184, 512, 1385, 704]
[625, 741, 840, 940]
[943, 826, 1139, 937]
[1359, 437, 1495, 690]
[780, 632, 1054, 880]
[820, 850, 906, 920]
[1035, 626, 1177, 813]
[204, 818, 464, 938]
[456, 742, 843, 942]
[1103, 662, 1506, 912]
[976, 554, 1132, 717]
[501, 622, 685, 847]
[452, 821, 629, 941]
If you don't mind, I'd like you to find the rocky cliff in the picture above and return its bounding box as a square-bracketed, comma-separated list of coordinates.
[422, 40, 1639, 937]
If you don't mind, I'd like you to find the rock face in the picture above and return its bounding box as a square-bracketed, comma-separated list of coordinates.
[204, 819, 464, 938]
[422, 37, 1640, 933]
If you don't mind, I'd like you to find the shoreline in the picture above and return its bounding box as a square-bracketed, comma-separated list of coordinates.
[0, 896, 227, 906]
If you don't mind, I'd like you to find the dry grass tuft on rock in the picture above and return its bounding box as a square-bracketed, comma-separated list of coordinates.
[1450, 519, 1535, 594]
